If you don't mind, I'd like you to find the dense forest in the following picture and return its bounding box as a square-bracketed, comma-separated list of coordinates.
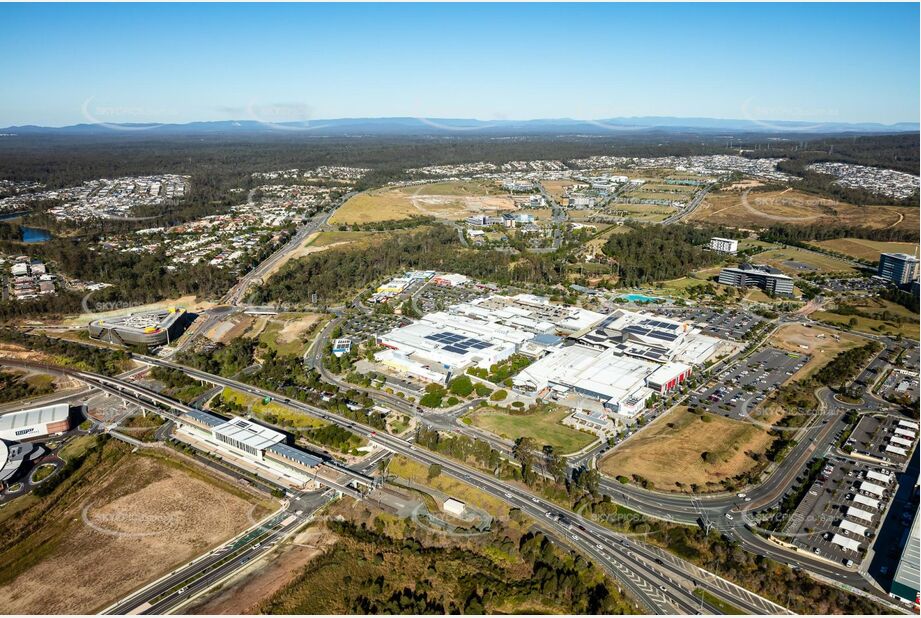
[0, 368, 54, 403]
[252, 224, 570, 305]
[0, 133, 740, 188]
[601, 224, 728, 287]
[761, 223, 920, 244]
[0, 330, 130, 375]
[0, 220, 289, 316]
[259, 518, 632, 615]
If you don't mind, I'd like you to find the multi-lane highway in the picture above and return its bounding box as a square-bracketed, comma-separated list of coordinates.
[82, 354, 789, 615]
[222, 191, 355, 305]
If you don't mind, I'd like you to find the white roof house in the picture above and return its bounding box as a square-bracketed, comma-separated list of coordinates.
[211, 417, 285, 456]
[894, 427, 916, 439]
[376, 311, 530, 377]
[897, 419, 919, 430]
[866, 470, 892, 484]
[885, 445, 908, 457]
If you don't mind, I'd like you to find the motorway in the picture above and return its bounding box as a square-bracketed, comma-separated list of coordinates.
[291, 293, 906, 609]
[221, 191, 355, 306]
[103, 443, 387, 615]
[101, 354, 791, 615]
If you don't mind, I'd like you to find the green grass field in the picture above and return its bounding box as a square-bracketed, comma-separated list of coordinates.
[466, 407, 596, 454]
[219, 387, 328, 429]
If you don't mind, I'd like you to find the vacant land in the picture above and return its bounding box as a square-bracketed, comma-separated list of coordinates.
[810, 238, 919, 262]
[755, 246, 858, 275]
[255, 312, 325, 355]
[689, 188, 919, 232]
[599, 406, 774, 492]
[539, 178, 585, 202]
[768, 323, 864, 380]
[218, 387, 328, 430]
[187, 526, 337, 615]
[0, 439, 275, 614]
[465, 406, 596, 454]
[330, 181, 516, 225]
[812, 298, 919, 340]
[608, 202, 674, 222]
[388, 455, 508, 516]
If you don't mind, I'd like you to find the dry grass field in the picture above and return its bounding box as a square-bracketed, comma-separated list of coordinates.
[0, 441, 275, 614]
[598, 406, 774, 492]
[539, 178, 585, 202]
[689, 188, 919, 232]
[811, 298, 919, 339]
[810, 238, 919, 262]
[330, 181, 516, 225]
[754, 246, 858, 275]
[768, 323, 864, 380]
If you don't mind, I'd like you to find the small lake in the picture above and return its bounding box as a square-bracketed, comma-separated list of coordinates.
[20, 226, 51, 243]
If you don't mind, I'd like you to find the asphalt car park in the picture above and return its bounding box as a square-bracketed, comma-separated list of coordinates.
[342, 312, 407, 341]
[781, 457, 895, 567]
[416, 283, 484, 314]
[688, 348, 807, 419]
[878, 368, 919, 405]
[654, 307, 765, 341]
[847, 414, 919, 470]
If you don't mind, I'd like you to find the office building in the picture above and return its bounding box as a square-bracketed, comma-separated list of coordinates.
[709, 237, 739, 254]
[718, 264, 794, 296]
[877, 253, 919, 286]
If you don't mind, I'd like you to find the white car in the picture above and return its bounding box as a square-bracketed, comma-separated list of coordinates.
[737, 493, 746, 498]
[725, 513, 734, 520]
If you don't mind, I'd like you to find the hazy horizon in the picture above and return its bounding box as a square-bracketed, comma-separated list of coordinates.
[1, 3, 918, 127]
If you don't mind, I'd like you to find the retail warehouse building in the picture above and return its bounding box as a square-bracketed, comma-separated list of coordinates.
[0, 403, 71, 441]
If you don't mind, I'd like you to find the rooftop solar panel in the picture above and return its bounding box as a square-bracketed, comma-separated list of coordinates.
[443, 345, 467, 354]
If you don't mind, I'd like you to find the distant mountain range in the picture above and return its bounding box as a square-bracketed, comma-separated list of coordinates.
[2, 116, 918, 136]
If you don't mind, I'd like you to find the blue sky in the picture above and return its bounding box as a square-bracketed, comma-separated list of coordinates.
[0, 3, 918, 126]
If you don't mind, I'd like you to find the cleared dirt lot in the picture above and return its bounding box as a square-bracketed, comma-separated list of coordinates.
[689, 188, 919, 232]
[599, 406, 774, 492]
[0, 442, 275, 614]
[330, 181, 517, 225]
[768, 323, 863, 379]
